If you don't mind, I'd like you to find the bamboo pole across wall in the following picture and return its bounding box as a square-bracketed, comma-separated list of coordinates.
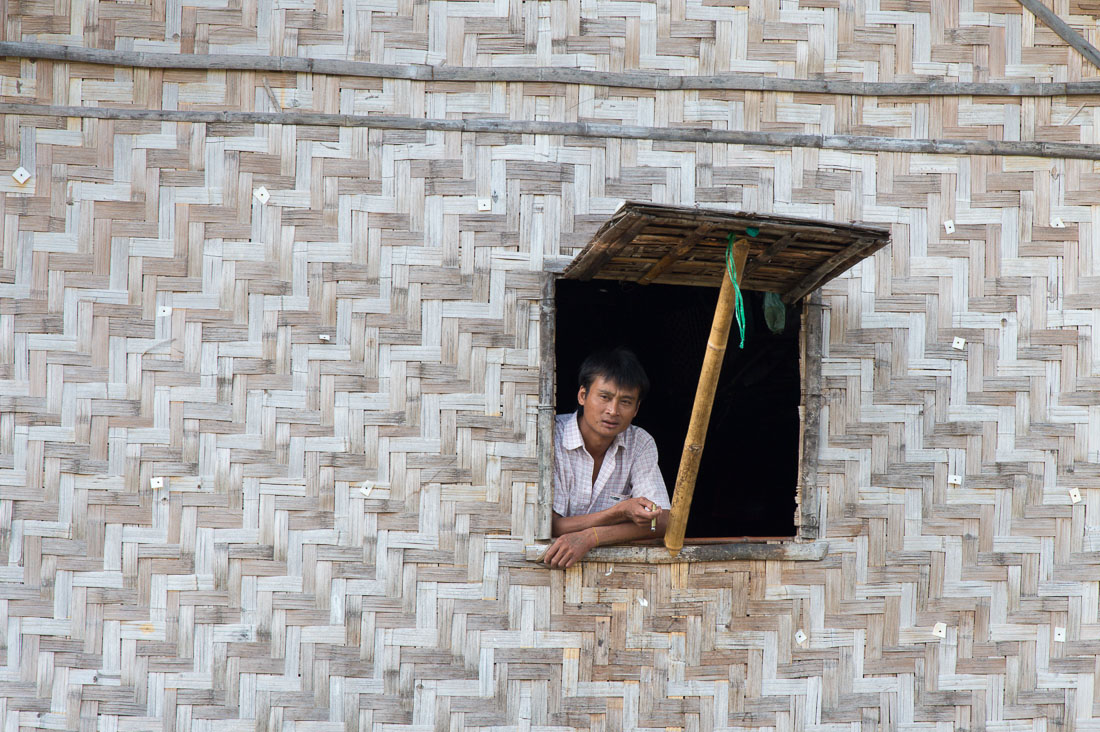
[4, 102, 1100, 161]
[1014, 0, 1100, 71]
[665, 238, 750, 556]
[5, 41, 1100, 97]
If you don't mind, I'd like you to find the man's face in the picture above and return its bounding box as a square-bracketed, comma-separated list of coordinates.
[577, 375, 641, 441]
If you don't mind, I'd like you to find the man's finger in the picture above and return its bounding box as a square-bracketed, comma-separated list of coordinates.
[552, 541, 578, 569]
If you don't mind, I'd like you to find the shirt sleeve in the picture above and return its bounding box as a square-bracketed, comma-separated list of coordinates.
[552, 446, 570, 516]
[628, 432, 671, 509]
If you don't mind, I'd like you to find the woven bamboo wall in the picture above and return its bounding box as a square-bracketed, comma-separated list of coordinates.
[1, 0, 1100, 729]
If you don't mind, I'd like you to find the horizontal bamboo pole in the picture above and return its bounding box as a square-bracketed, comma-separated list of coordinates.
[664, 238, 750, 557]
[3, 102, 1100, 160]
[4, 40, 1100, 97]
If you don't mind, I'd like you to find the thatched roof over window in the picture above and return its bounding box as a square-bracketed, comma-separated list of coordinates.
[563, 202, 891, 303]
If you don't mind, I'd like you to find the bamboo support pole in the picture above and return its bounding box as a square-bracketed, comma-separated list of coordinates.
[665, 238, 750, 556]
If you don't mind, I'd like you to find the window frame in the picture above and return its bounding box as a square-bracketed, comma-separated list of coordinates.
[532, 272, 827, 563]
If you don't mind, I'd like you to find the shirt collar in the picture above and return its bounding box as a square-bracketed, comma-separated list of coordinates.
[565, 410, 628, 453]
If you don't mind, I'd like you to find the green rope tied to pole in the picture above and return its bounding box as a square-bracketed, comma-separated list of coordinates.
[725, 233, 747, 350]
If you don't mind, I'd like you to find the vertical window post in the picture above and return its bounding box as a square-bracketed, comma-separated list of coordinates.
[796, 290, 824, 540]
[664, 238, 750, 555]
[537, 273, 556, 541]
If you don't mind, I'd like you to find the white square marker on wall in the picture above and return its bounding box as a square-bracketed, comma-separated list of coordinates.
[150, 477, 165, 489]
[794, 629, 807, 645]
[477, 198, 492, 211]
[156, 306, 172, 317]
[253, 186, 269, 204]
[952, 337, 966, 350]
[11, 167, 30, 184]
[1054, 627, 1066, 642]
[932, 622, 947, 638]
[318, 334, 331, 342]
[1051, 217, 1066, 229]
[1070, 487, 1082, 504]
[943, 220, 955, 234]
[948, 474, 962, 486]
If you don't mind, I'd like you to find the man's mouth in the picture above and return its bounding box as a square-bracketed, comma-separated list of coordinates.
[601, 420, 619, 429]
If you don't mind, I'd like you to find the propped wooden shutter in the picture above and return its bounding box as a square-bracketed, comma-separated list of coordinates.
[561, 202, 890, 553]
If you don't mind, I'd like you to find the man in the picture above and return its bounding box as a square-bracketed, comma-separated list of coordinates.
[542, 348, 671, 568]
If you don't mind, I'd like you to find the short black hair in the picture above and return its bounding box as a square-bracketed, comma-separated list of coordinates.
[578, 348, 650, 402]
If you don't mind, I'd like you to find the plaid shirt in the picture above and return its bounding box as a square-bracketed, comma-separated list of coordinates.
[552, 411, 672, 517]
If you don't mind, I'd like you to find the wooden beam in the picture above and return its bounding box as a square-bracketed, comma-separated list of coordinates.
[796, 292, 824, 540]
[5, 102, 1100, 161]
[782, 238, 886, 304]
[563, 214, 652, 281]
[664, 238, 750, 556]
[526, 540, 829, 563]
[637, 224, 717, 285]
[741, 232, 798, 281]
[1016, 0, 1100, 71]
[6, 40, 1100, 97]
[536, 274, 556, 541]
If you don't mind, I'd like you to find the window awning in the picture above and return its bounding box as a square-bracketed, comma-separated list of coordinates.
[563, 202, 891, 302]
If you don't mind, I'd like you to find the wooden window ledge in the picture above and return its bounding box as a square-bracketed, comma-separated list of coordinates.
[525, 540, 828, 564]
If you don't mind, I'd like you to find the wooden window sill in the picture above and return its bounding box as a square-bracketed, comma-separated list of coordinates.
[526, 539, 827, 564]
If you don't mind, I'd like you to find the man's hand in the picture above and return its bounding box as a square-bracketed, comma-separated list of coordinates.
[542, 529, 596, 569]
[617, 496, 661, 527]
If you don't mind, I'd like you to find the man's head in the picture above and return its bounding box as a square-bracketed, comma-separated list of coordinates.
[576, 348, 649, 441]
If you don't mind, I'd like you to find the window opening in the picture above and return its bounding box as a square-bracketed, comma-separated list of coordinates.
[555, 279, 802, 538]
[537, 201, 891, 561]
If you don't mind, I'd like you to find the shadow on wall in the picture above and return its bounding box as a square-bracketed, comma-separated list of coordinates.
[555, 279, 800, 538]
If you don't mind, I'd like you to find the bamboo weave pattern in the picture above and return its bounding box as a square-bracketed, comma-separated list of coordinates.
[0, 0, 1099, 729]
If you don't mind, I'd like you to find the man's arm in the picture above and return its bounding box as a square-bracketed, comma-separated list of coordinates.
[551, 503, 626, 536]
[552, 496, 666, 537]
[543, 500, 669, 568]
[584, 508, 668, 544]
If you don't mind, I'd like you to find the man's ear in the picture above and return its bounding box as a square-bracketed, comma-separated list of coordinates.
[577, 385, 587, 406]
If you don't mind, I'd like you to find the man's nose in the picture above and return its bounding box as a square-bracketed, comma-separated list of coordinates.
[606, 399, 620, 415]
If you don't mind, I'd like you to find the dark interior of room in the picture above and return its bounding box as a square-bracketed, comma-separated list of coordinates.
[555, 279, 801, 538]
